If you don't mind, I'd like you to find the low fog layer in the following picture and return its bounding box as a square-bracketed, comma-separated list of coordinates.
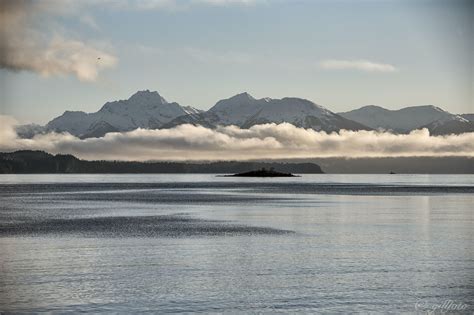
[2, 115, 473, 161]
[0, 116, 474, 161]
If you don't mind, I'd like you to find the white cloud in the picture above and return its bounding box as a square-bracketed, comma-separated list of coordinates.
[320, 59, 397, 73]
[5, 35, 117, 82]
[0, 0, 117, 82]
[1, 116, 473, 161]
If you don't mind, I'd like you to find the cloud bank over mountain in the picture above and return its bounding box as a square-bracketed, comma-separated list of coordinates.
[1, 115, 473, 161]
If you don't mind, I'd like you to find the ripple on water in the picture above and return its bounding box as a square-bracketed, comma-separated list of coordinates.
[0, 215, 294, 238]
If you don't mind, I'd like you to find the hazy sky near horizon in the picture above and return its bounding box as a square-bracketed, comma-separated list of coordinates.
[1, 0, 472, 124]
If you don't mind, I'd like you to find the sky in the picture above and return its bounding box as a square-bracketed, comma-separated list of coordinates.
[0, 0, 473, 124]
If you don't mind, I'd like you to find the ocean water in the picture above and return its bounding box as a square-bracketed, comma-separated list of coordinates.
[0, 174, 473, 313]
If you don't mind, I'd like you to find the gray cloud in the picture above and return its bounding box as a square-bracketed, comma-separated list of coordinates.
[0, 0, 117, 81]
[1, 115, 473, 161]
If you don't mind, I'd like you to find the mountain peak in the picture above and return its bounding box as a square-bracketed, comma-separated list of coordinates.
[361, 105, 386, 109]
[128, 90, 167, 104]
[229, 92, 255, 101]
[61, 110, 88, 117]
[45, 89, 198, 138]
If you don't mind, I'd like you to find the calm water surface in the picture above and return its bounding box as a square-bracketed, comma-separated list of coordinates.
[0, 174, 473, 313]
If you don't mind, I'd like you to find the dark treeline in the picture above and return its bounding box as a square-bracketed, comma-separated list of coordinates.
[0, 151, 324, 174]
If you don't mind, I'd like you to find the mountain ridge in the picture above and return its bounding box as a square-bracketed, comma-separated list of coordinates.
[339, 104, 473, 134]
[15, 90, 474, 138]
[45, 90, 203, 138]
[164, 92, 371, 132]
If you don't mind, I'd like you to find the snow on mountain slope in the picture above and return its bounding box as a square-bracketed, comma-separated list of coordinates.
[46, 111, 93, 136]
[81, 121, 119, 139]
[461, 114, 474, 122]
[338, 105, 455, 132]
[182, 106, 202, 115]
[208, 93, 270, 126]
[93, 90, 189, 130]
[421, 115, 474, 135]
[46, 90, 202, 138]
[165, 92, 370, 132]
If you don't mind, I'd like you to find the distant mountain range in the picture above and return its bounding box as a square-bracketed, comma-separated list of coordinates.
[339, 105, 474, 135]
[16, 90, 474, 138]
[163, 92, 369, 132]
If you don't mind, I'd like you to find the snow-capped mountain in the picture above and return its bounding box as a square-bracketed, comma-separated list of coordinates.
[18, 90, 473, 139]
[46, 90, 202, 138]
[421, 115, 474, 135]
[338, 105, 458, 133]
[164, 92, 370, 132]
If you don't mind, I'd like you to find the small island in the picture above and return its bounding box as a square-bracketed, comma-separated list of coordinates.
[226, 167, 298, 177]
